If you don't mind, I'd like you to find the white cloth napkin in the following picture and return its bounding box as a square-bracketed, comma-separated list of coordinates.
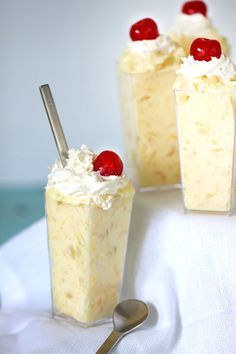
[0, 190, 236, 354]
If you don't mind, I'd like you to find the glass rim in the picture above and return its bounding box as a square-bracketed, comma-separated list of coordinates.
[116, 62, 179, 75]
[174, 88, 236, 94]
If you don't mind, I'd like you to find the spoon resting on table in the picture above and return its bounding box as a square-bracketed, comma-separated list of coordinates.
[96, 299, 149, 354]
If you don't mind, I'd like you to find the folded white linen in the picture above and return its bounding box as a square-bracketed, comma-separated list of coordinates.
[0, 190, 236, 353]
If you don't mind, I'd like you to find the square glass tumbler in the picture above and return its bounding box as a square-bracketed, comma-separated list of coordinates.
[175, 89, 236, 214]
[46, 187, 134, 326]
[118, 69, 181, 191]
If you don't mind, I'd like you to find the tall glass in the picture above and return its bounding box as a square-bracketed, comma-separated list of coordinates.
[175, 89, 236, 214]
[46, 186, 134, 326]
[118, 69, 180, 190]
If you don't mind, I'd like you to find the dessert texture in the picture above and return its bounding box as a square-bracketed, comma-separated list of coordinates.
[46, 146, 135, 324]
[170, 14, 229, 55]
[175, 55, 236, 212]
[118, 35, 185, 188]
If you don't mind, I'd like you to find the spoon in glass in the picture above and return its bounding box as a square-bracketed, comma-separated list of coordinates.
[39, 84, 68, 167]
[96, 299, 149, 354]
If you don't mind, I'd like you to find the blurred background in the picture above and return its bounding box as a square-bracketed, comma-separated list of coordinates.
[1, 0, 235, 243]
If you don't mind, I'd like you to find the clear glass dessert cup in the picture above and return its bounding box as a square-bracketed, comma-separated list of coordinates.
[175, 89, 236, 214]
[118, 68, 181, 191]
[46, 188, 134, 327]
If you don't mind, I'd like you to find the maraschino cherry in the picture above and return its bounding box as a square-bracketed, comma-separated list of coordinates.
[182, 1, 208, 17]
[190, 38, 222, 61]
[93, 151, 123, 177]
[130, 18, 159, 41]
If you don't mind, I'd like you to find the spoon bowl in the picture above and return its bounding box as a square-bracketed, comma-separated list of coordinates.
[96, 299, 149, 354]
[113, 299, 149, 333]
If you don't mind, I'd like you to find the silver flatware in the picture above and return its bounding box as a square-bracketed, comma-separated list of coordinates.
[39, 84, 68, 167]
[96, 299, 149, 354]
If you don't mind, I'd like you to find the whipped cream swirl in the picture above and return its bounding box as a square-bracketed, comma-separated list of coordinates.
[177, 55, 236, 81]
[47, 145, 129, 209]
[170, 13, 214, 36]
[127, 35, 176, 56]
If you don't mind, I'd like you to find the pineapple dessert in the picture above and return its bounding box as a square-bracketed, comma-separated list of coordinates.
[118, 18, 185, 189]
[46, 145, 135, 325]
[170, 1, 229, 55]
[175, 38, 236, 213]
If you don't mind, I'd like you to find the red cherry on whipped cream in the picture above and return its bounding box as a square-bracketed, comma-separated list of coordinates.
[93, 151, 123, 177]
[182, 1, 207, 17]
[190, 38, 222, 61]
[130, 18, 159, 41]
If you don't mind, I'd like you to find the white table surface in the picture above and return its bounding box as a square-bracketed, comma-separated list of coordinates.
[0, 190, 236, 354]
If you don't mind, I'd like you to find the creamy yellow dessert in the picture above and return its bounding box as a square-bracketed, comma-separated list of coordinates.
[175, 39, 236, 212]
[170, 1, 229, 55]
[118, 18, 185, 189]
[46, 146, 135, 325]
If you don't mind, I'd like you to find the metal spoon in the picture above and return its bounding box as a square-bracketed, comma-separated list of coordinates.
[39, 84, 68, 167]
[96, 299, 149, 354]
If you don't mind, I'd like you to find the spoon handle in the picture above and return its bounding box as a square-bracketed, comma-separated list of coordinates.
[95, 330, 123, 354]
[39, 84, 68, 167]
